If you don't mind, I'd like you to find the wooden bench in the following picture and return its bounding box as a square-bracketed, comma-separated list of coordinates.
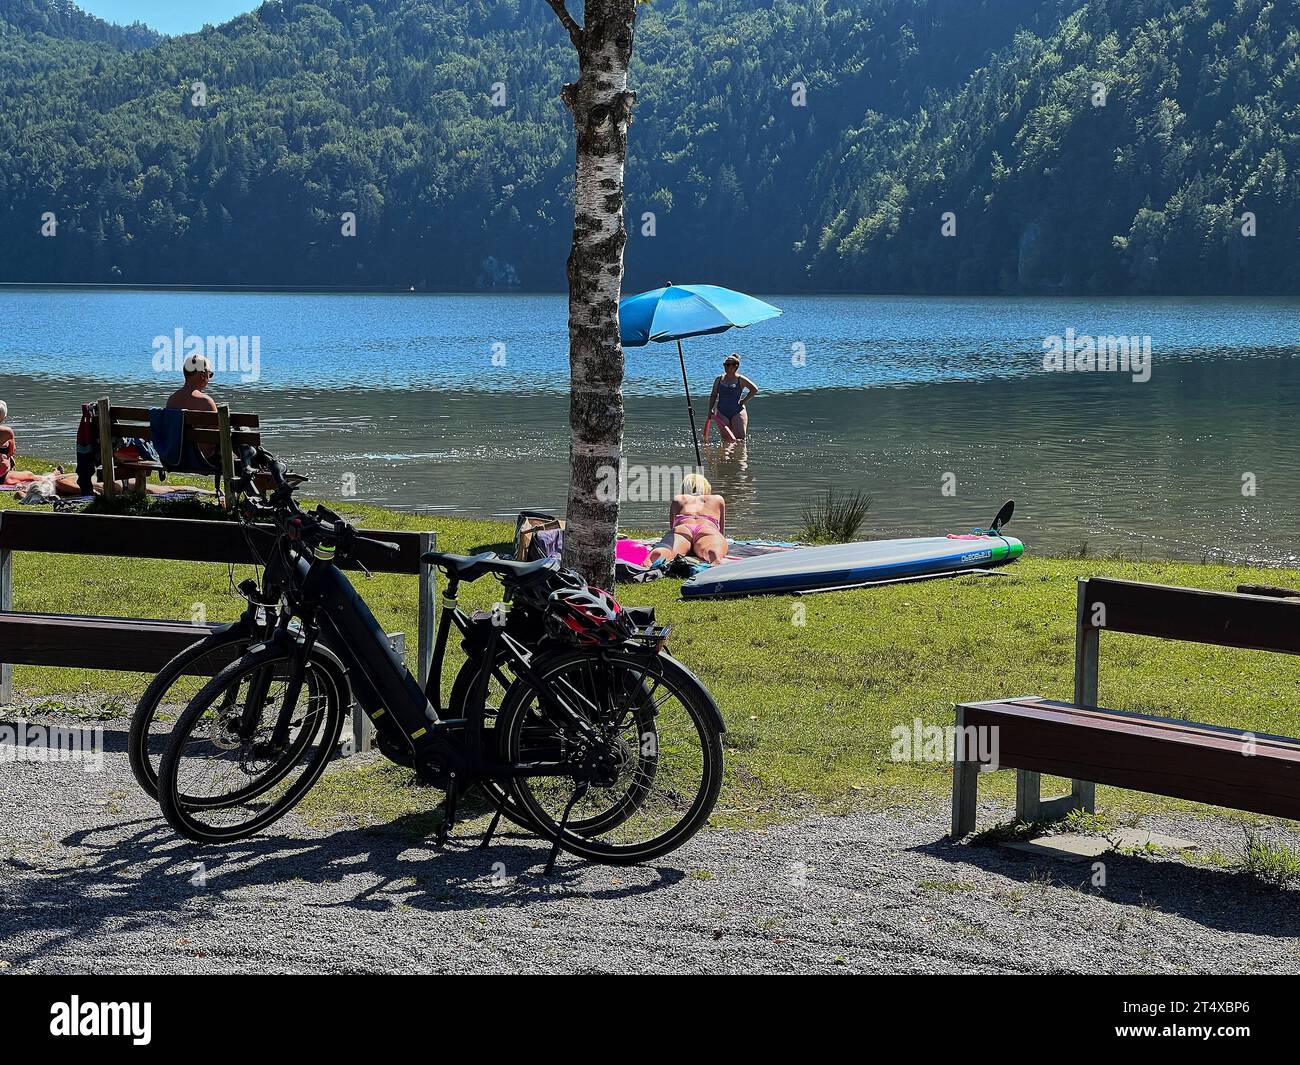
[92, 397, 260, 508]
[0, 510, 437, 753]
[951, 576, 1300, 837]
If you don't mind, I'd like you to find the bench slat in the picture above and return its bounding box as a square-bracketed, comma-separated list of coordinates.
[0, 612, 228, 672]
[100, 424, 262, 447]
[986, 697, 1300, 752]
[1082, 576, 1300, 655]
[960, 697, 1300, 821]
[0, 511, 424, 575]
[109, 407, 259, 428]
[185, 427, 261, 445]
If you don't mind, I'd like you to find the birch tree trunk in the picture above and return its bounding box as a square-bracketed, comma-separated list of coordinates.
[547, 0, 637, 589]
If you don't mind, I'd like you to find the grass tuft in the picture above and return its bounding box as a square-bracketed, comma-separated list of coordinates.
[799, 487, 871, 543]
[1240, 827, 1300, 887]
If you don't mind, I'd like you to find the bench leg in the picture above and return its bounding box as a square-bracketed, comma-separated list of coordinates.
[951, 705, 980, 838]
[1015, 769, 1043, 822]
[1017, 769, 1094, 823]
[96, 397, 116, 499]
[217, 404, 237, 511]
[417, 531, 436, 693]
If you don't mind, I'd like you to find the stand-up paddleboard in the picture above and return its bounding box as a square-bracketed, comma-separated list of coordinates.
[681, 501, 1023, 599]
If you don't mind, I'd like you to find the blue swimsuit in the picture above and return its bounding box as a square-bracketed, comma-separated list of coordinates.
[716, 377, 743, 418]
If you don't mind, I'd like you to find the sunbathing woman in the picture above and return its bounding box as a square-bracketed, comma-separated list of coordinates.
[648, 473, 727, 565]
[0, 400, 59, 487]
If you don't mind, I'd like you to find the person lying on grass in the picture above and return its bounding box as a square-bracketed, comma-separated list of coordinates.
[0, 400, 63, 487]
[647, 472, 728, 566]
[13, 470, 215, 502]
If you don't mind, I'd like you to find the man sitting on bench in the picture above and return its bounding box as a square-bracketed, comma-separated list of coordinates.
[165, 354, 219, 472]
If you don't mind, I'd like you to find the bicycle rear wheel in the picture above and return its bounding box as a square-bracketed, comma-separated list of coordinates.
[497, 649, 724, 865]
[158, 645, 343, 843]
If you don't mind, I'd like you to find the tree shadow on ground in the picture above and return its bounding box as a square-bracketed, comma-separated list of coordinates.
[3, 811, 683, 969]
[916, 834, 1300, 936]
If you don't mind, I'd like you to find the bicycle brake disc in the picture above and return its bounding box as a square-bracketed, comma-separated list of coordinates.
[208, 708, 244, 751]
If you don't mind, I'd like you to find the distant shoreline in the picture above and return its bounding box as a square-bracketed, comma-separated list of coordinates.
[3, 283, 1299, 302]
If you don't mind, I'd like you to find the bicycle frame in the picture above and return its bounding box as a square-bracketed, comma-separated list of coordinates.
[274, 548, 605, 791]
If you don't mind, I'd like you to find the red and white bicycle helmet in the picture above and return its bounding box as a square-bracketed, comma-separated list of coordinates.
[546, 585, 631, 646]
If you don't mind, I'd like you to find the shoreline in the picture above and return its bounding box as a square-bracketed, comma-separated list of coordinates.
[7, 282, 1300, 301]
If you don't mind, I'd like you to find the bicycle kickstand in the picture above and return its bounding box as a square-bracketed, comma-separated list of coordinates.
[436, 772, 458, 848]
[479, 791, 507, 850]
[543, 781, 589, 877]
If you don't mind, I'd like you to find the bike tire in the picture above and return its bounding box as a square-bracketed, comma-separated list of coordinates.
[158, 644, 344, 843]
[497, 648, 724, 866]
[129, 626, 261, 799]
[449, 650, 660, 838]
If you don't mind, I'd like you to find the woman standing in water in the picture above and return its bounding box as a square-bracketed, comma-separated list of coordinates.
[706, 354, 758, 441]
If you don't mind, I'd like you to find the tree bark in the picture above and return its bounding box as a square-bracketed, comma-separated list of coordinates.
[548, 0, 637, 589]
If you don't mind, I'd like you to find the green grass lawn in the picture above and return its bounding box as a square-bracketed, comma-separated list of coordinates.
[6, 453, 1300, 828]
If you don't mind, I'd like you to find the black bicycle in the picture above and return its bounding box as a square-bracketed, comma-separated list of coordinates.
[129, 511, 488, 800]
[156, 458, 726, 868]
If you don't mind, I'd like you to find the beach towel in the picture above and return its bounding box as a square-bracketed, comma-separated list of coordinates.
[614, 536, 801, 582]
[149, 407, 186, 467]
[75, 403, 97, 494]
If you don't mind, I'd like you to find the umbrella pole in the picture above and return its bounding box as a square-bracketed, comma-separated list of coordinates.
[677, 340, 704, 468]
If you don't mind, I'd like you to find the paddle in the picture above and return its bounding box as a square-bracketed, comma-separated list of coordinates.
[988, 499, 1015, 534]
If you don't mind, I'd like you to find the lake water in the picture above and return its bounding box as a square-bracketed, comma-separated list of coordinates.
[2, 288, 1299, 563]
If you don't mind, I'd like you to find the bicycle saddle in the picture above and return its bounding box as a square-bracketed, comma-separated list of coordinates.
[421, 550, 557, 583]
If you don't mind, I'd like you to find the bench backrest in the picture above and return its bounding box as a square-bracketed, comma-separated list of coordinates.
[1075, 576, 1300, 708]
[100, 403, 262, 450]
[1078, 576, 1300, 655]
[0, 509, 425, 575]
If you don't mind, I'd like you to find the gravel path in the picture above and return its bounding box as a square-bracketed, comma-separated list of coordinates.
[3, 715, 1300, 974]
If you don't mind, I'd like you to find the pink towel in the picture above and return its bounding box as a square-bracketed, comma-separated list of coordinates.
[616, 538, 652, 566]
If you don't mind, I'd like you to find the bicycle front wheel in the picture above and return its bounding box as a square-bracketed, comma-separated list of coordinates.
[129, 627, 263, 799]
[497, 649, 724, 865]
[158, 645, 344, 843]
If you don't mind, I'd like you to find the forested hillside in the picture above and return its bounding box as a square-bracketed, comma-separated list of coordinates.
[808, 0, 1300, 294]
[1, 0, 1295, 293]
[1, 0, 156, 46]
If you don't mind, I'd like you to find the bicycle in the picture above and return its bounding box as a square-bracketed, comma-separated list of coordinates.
[129, 453, 562, 809]
[156, 457, 726, 869]
[127, 505, 492, 801]
[126, 452, 351, 799]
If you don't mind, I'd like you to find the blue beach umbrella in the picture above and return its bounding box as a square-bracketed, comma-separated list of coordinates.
[619, 283, 782, 465]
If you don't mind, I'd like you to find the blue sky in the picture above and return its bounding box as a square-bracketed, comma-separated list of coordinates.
[78, 1, 261, 35]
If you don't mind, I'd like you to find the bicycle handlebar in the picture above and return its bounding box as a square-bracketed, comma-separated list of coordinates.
[237, 453, 400, 561]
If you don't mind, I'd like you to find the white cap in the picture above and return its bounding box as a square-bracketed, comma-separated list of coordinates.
[183, 353, 213, 375]
[0, 400, 7, 422]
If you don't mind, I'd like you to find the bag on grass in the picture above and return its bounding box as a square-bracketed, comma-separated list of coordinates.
[514, 511, 565, 561]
